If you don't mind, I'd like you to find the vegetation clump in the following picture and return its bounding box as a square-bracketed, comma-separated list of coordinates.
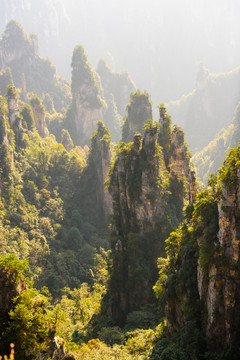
[122, 89, 153, 143]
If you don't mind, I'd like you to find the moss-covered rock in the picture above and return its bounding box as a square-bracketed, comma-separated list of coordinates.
[65, 45, 106, 146]
[122, 90, 153, 143]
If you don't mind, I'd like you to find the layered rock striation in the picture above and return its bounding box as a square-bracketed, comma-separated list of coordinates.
[198, 149, 240, 349]
[108, 105, 194, 325]
[158, 144, 240, 356]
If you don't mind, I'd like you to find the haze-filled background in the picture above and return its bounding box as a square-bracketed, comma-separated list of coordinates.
[1, 0, 240, 106]
[1, 1, 240, 358]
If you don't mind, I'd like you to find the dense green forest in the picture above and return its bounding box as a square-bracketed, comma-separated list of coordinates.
[0, 19, 240, 360]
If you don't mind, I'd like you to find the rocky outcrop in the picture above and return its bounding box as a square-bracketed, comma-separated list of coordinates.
[61, 129, 73, 152]
[0, 93, 14, 172]
[153, 145, 240, 357]
[67, 45, 106, 146]
[0, 21, 31, 68]
[73, 89, 103, 145]
[159, 104, 195, 206]
[30, 96, 48, 137]
[7, 84, 19, 126]
[78, 121, 112, 228]
[102, 93, 122, 143]
[198, 166, 240, 349]
[109, 124, 166, 325]
[37, 336, 70, 360]
[90, 121, 112, 216]
[97, 58, 136, 116]
[122, 90, 152, 143]
[109, 109, 193, 325]
[168, 64, 240, 153]
[97, 59, 136, 143]
[193, 99, 240, 184]
[0, 67, 13, 95]
[0, 21, 71, 113]
[110, 125, 166, 236]
[0, 260, 27, 330]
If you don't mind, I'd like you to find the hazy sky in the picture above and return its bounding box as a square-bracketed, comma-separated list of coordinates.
[1, 0, 240, 105]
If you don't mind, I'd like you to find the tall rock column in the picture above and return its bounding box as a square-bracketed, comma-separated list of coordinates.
[108, 122, 174, 325]
[159, 104, 194, 213]
[205, 162, 240, 348]
[195, 146, 240, 351]
[121, 90, 153, 143]
[67, 45, 106, 146]
[30, 95, 48, 137]
[7, 84, 19, 127]
[78, 121, 112, 230]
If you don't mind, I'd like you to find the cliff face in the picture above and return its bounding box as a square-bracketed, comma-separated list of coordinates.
[157, 144, 240, 357]
[30, 96, 48, 137]
[0, 67, 13, 95]
[198, 162, 240, 349]
[0, 92, 15, 175]
[109, 106, 193, 325]
[78, 121, 112, 229]
[0, 21, 71, 113]
[102, 93, 122, 143]
[97, 58, 136, 116]
[168, 65, 240, 153]
[122, 90, 153, 143]
[110, 126, 166, 237]
[67, 45, 106, 146]
[72, 88, 103, 145]
[7, 86, 19, 127]
[193, 100, 240, 184]
[0, 257, 27, 331]
[89, 121, 112, 217]
[0, 20, 38, 85]
[0, 21, 32, 69]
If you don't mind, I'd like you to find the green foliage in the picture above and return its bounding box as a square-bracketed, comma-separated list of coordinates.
[152, 144, 240, 359]
[0, 255, 54, 359]
[6, 289, 50, 356]
[61, 129, 74, 151]
[0, 21, 71, 113]
[158, 343, 189, 360]
[30, 94, 45, 114]
[1, 20, 30, 55]
[19, 103, 35, 131]
[0, 68, 13, 96]
[125, 310, 157, 331]
[158, 104, 172, 165]
[97, 58, 136, 116]
[74, 121, 112, 235]
[108, 110, 191, 325]
[192, 188, 219, 275]
[97, 326, 123, 346]
[192, 106, 240, 184]
[122, 89, 153, 142]
[71, 45, 106, 109]
[46, 112, 64, 142]
[125, 328, 157, 356]
[42, 93, 55, 114]
[0, 95, 112, 299]
[102, 93, 122, 143]
[0, 253, 29, 275]
[6, 84, 17, 99]
[218, 144, 240, 190]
